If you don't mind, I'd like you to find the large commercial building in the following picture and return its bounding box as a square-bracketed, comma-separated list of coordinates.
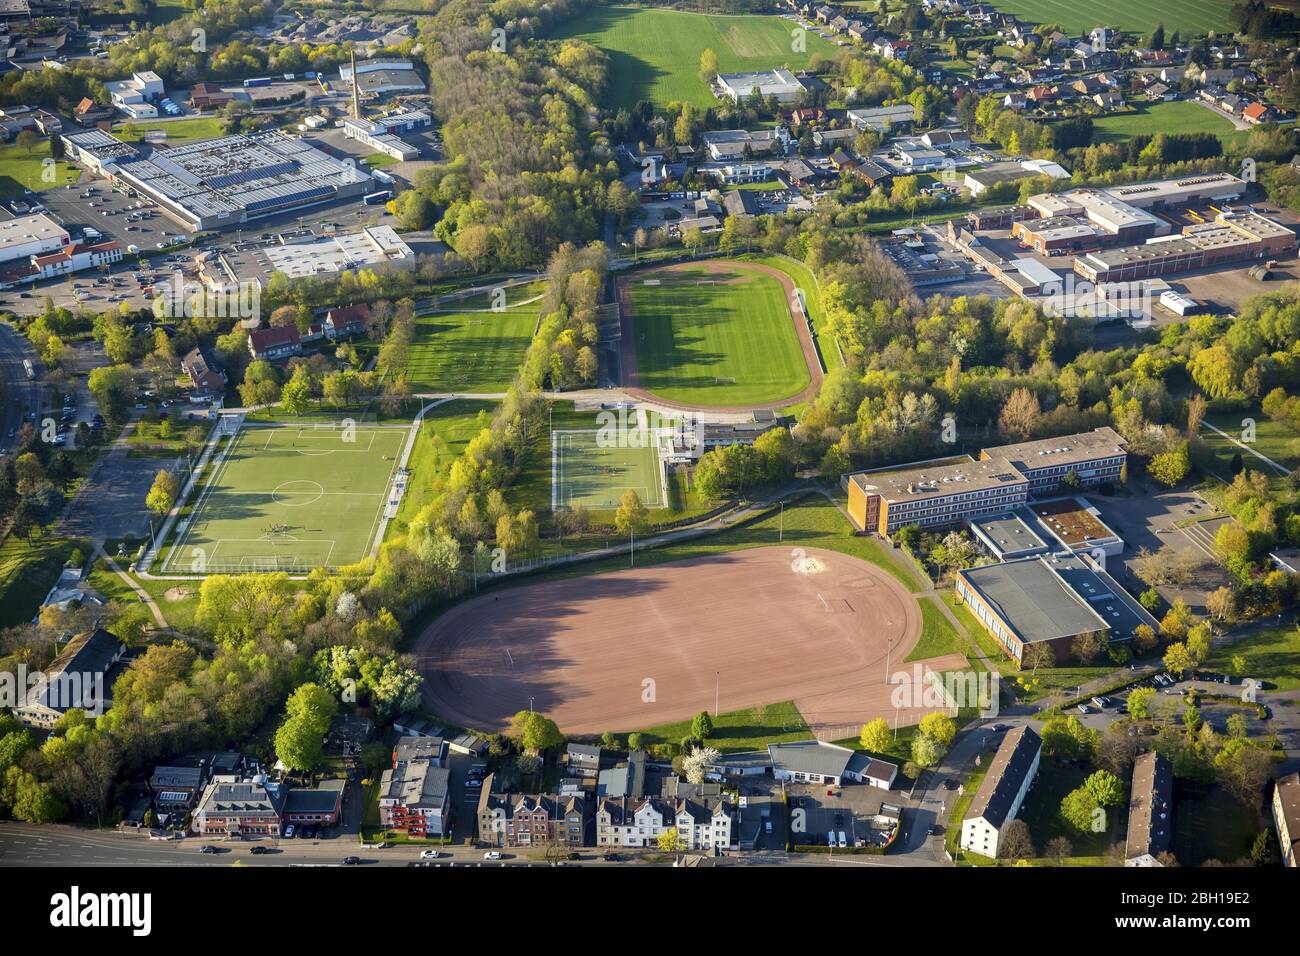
[61, 128, 372, 232]
[338, 58, 427, 97]
[846, 104, 916, 132]
[0, 212, 69, 266]
[960, 726, 1041, 858]
[1074, 210, 1296, 283]
[846, 428, 1127, 536]
[340, 109, 431, 161]
[954, 551, 1158, 663]
[716, 68, 809, 104]
[199, 225, 415, 293]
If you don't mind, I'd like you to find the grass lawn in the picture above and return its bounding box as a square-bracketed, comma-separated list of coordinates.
[115, 117, 227, 146]
[124, 421, 192, 458]
[630, 263, 809, 406]
[1091, 100, 1243, 147]
[553, 428, 666, 510]
[1205, 623, 1300, 691]
[983, 0, 1233, 36]
[0, 141, 77, 200]
[1018, 761, 1113, 858]
[386, 399, 497, 539]
[749, 254, 840, 372]
[1171, 781, 1263, 866]
[550, 6, 838, 109]
[161, 422, 406, 574]
[905, 597, 967, 662]
[362, 153, 399, 168]
[403, 309, 536, 393]
[630, 700, 810, 753]
[495, 486, 922, 594]
[0, 534, 88, 628]
[1201, 410, 1299, 481]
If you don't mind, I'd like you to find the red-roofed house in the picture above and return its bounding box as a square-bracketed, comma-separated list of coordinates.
[31, 240, 122, 280]
[1242, 102, 1272, 125]
[324, 303, 370, 340]
[248, 325, 302, 362]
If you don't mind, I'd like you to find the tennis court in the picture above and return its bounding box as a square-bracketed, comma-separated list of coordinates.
[552, 428, 666, 511]
[162, 422, 408, 574]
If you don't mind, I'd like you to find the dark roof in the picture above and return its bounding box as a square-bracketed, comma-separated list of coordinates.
[284, 780, 344, 815]
[722, 190, 760, 218]
[964, 726, 1040, 829]
[1125, 751, 1173, 861]
[150, 766, 204, 790]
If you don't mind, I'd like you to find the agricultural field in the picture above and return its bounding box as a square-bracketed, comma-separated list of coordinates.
[627, 262, 811, 406]
[550, 6, 838, 109]
[985, 0, 1234, 37]
[1091, 101, 1244, 147]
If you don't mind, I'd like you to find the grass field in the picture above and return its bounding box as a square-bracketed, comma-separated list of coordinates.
[550, 6, 837, 109]
[1201, 411, 1300, 481]
[403, 309, 537, 393]
[1171, 781, 1262, 866]
[750, 255, 839, 372]
[554, 428, 665, 510]
[984, 0, 1234, 36]
[387, 400, 497, 538]
[115, 117, 227, 146]
[0, 534, 87, 628]
[630, 700, 810, 753]
[1018, 762, 1114, 858]
[162, 422, 407, 573]
[630, 265, 810, 406]
[905, 597, 967, 662]
[1205, 623, 1300, 691]
[0, 141, 77, 199]
[1091, 100, 1244, 147]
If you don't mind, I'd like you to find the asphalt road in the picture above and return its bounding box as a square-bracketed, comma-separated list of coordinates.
[0, 321, 43, 453]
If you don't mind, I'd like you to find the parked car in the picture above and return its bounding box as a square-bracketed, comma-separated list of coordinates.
[249, 845, 270, 854]
[200, 845, 220, 854]
[419, 849, 441, 859]
[283, 825, 295, 838]
[1076, 704, 1090, 714]
[342, 856, 361, 865]
[483, 851, 502, 860]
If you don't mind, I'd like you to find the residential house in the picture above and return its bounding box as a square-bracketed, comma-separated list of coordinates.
[767, 739, 896, 788]
[149, 763, 207, 818]
[181, 346, 226, 401]
[959, 726, 1041, 858]
[477, 777, 588, 848]
[595, 795, 733, 850]
[1273, 772, 1299, 868]
[15, 628, 124, 728]
[1242, 102, 1272, 125]
[247, 324, 301, 362]
[283, 780, 344, 828]
[1124, 751, 1173, 866]
[192, 779, 284, 837]
[324, 303, 370, 340]
[378, 736, 451, 837]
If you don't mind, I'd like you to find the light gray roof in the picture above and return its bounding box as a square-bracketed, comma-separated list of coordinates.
[958, 557, 1106, 644]
[768, 740, 855, 778]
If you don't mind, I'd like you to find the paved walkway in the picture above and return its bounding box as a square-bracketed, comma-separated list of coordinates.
[97, 544, 168, 630]
[1201, 420, 1291, 476]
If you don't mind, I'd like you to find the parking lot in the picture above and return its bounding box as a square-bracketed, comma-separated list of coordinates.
[784, 781, 899, 849]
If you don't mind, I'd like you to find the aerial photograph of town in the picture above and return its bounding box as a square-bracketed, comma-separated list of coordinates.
[0, 0, 1296, 936]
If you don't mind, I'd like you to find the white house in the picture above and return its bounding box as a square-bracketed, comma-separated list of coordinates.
[959, 726, 1041, 858]
[767, 739, 897, 789]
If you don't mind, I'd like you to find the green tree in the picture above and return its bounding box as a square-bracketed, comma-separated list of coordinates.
[280, 364, 312, 416]
[145, 468, 179, 516]
[691, 710, 714, 740]
[1060, 785, 1102, 833]
[1149, 442, 1191, 487]
[918, 711, 957, 747]
[859, 718, 891, 753]
[509, 710, 564, 753]
[614, 488, 649, 537]
[1084, 769, 1124, 807]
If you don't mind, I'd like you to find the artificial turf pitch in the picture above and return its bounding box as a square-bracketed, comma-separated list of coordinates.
[163, 423, 407, 573]
[553, 429, 665, 511]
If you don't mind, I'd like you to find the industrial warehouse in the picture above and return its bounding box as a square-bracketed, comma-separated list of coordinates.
[59, 128, 373, 232]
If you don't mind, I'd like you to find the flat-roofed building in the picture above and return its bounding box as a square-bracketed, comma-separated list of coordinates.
[1029, 497, 1124, 555]
[968, 511, 1051, 560]
[955, 552, 1158, 663]
[1011, 215, 1099, 253]
[960, 726, 1041, 858]
[1074, 211, 1296, 283]
[983, 426, 1127, 495]
[716, 68, 808, 104]
[847, 456, 1030, 536]
[0, 212, 69, 266]
[846, 104, 916, 132]
[1125, 751, 1173, 866]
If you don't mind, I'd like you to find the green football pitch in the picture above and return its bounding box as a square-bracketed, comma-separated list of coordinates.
[403, 308, 537, 393]
[629, 265, 810, 407]
[550, 6, 838, 109]
[553, 429, 665, 511]
[163, 423, 408, 574]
